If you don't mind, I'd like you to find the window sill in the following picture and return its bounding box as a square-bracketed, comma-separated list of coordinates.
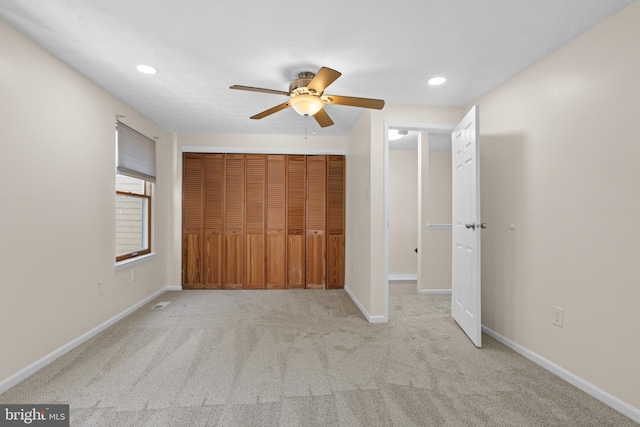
[115, 252, 156, 271]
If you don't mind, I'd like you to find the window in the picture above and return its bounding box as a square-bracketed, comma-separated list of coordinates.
[116, 175, 152, 261]
[116, 122, 156, 262]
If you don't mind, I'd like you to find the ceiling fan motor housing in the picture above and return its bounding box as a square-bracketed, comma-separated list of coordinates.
[290, 71, 317, 95]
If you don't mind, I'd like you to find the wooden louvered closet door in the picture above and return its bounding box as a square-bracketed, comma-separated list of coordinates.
[182, 153, 345, 290]
[327, 155, 345, 288]
[224, 154, 244, 289]
[182, 154, 204, 288]
[245, 155, 266, 289]
[306, 156, 326, 289]
[203, 154, 223, 288]
[286, 155, 306, 289]
[266, 155, 286, 289]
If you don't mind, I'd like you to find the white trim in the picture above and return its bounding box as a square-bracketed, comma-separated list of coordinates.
[382, 123, 390, 322]
[419, 289, 452, 295]
[344, 285, 387, 324]
[165, 285, 182, 291]
[427, 223, 452, 230]
[389, 274, 417, 283]
[181, 145, 346, 155]
[114, 252, 156, 271]
[388, 123, 454, 133]
[482, 326, 640, 424]
[383, 121, 456, 322]
[0, 286, 171, 395]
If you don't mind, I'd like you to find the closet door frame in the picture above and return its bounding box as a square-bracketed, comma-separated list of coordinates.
[180, 148, 346, 290]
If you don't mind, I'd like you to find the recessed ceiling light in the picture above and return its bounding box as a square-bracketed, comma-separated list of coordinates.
[428, 76, 446, 86]
[137, 65, 158, 75]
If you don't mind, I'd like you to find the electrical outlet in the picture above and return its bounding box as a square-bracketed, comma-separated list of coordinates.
[97, 282, 103, 297]
[552, 306, 564, 327]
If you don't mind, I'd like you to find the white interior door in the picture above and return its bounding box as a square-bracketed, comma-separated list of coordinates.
[452, 105, 482, 347]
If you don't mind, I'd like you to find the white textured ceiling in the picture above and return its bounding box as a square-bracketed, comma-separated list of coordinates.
[0, 0, 634, 136]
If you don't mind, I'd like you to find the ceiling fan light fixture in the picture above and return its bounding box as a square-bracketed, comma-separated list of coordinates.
[289, 94, 324, 117]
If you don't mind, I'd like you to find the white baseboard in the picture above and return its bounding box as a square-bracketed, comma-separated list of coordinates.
[419, 289, 452, 295]
[482, 326, 640, 424]
[0, 286, 173, 395]
[165, 285, 182, 291]
[388, 274, 417, 283]
[344, 285, 387, 324]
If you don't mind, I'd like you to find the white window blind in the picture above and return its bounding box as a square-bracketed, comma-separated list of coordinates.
[116, 122, 156, 183]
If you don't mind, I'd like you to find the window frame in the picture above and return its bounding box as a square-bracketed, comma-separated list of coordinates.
[115, 178, 153, 262]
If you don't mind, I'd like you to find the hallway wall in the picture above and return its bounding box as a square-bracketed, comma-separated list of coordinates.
[475, 1, 640, 410]
[388, 148, 418, 277]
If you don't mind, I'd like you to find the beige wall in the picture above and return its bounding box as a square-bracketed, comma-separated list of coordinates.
[179, 133, 348, 152]
[388, 149, 418, 276]
[475, 2, 640, 409]
[419, 148, 452, 291]
[345, 112, 373, 314]
[0, 19, 171, 382]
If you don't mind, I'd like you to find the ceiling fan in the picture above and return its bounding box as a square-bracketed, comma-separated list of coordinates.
[230, 67, 385, 128]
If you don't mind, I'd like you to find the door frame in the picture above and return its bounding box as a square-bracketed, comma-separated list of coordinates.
[383, 121, 455, 321]
[179, 145, 347, 290]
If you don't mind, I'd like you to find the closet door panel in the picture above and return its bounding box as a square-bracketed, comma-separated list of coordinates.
[266, 155, 286, 289]
[287, 232, 305, 287]
[182, 154, 204, 288]
[266, 233, 285, 288]
[286, 155, 306, 289]
[204, 154, 224, 288]
[306, 156, 326, 289]
[183, 233, 202, 287]
[327, 234, 345, 287]
[224, 154, 244, 289]
[327, 155, 346, 289]
[245, 234, 265, 287]
[245, 155, 266, 289]
[306, 232, 325, 289]
[225, 232, 243, 289]
[204, 233, 222, 288]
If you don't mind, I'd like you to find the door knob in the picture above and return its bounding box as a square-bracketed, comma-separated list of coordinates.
[465, 223, 487, 230]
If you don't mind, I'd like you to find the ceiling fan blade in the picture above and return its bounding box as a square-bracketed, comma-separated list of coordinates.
[250, 101, 291, 120]
[307, 67, 342, 94]
[313, 108, 334, 128]
[230, 85, 290, 96]
[324, 94, 385, 110]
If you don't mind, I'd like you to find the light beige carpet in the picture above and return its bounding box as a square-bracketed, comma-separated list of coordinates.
[0, 290, 635, 426]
